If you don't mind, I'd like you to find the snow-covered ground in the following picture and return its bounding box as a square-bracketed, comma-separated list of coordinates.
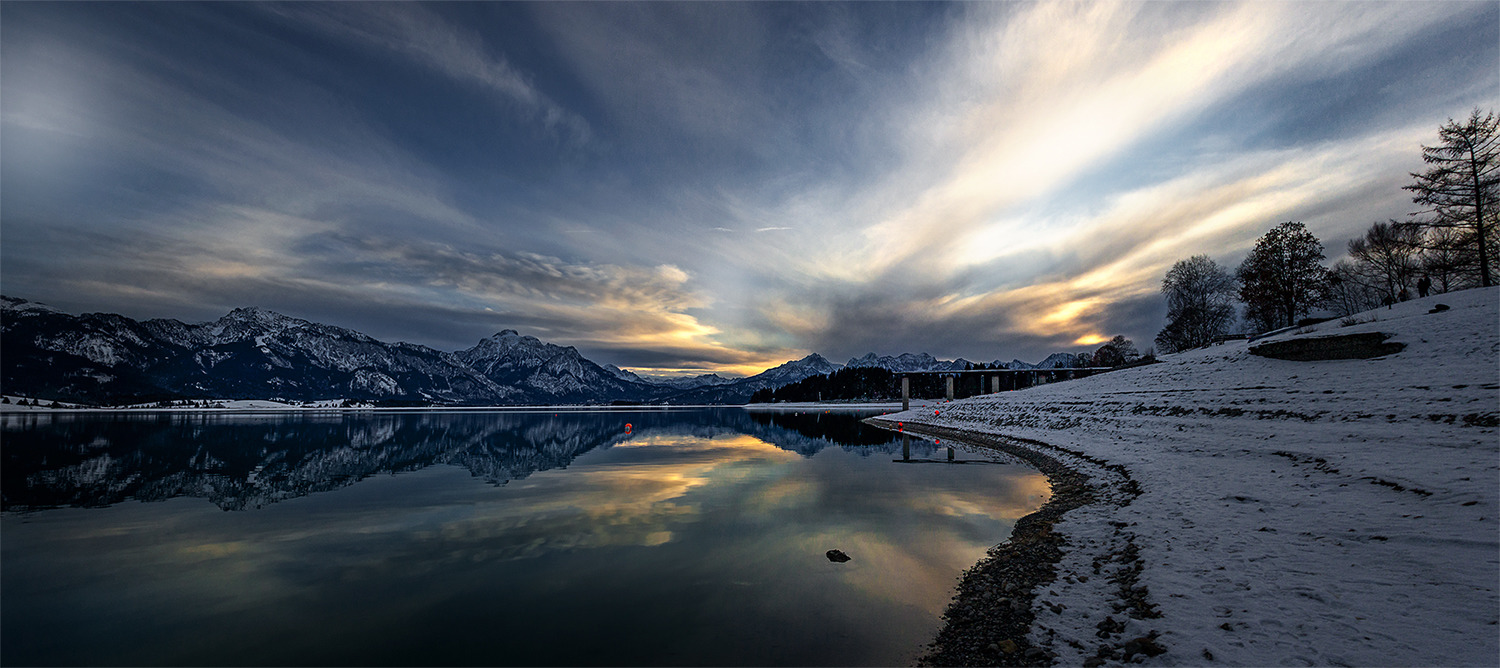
[883, 287, 1499, 666]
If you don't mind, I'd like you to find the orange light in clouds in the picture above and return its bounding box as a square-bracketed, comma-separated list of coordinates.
[1074, 334, 1108, 346]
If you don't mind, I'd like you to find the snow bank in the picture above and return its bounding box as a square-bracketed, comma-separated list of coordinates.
[885, 287, 1498, 666]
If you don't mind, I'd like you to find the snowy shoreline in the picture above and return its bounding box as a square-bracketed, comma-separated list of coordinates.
[876, 288, 1499, 666]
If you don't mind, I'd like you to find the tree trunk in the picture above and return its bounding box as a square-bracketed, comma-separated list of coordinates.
[1471, 149, 1493, 287]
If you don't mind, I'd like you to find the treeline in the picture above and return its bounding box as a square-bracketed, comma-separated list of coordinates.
[750, 367, 952, 404]
[748, 345, 1157, 403]
[1156, 109, 1497, 353]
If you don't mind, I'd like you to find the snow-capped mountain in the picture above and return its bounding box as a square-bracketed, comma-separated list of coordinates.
[844, 352, 976, 372]
[2, 297, 511, 405]
[603, 364, 646, 383]
[661, 354, 842, 404]
[751, 353, 841, 385]
[1032, 352, 1083, 369]
[3, 296, 1092, 406]
[455, 330, 664, 403]
[602, 363, 738, 391]
[645, 373, 737, 390]
[993, 352, 1084, 370]
[5, 297, 828, 406]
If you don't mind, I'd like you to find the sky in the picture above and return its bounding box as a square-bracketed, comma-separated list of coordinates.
[2, 2, 1496, 377]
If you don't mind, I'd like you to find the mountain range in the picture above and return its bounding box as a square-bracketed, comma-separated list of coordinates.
[1, 296, 1082, 406]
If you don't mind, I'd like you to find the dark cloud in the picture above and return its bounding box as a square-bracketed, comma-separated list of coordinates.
[3, 2, 1495, 375]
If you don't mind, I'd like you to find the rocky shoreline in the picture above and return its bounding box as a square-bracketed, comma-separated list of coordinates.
[866, 419, 1163, 667]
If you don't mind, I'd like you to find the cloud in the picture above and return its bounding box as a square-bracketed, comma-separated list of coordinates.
[848, 2, 1467, 276]
[3, 2, 1495, 374]
[527, 3, 770, 146]
[761, 122, 1435, 362]
[696, 1, 1494, 362]
[266, 4, 591, 147]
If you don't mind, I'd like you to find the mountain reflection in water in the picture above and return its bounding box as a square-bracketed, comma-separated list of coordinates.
[2, 409, 942, 512]
[1, 409, 1047, 667]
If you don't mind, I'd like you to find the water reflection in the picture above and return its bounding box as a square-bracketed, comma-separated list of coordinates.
[1, 410, 947, 512]
[2, 410, 1047, 666]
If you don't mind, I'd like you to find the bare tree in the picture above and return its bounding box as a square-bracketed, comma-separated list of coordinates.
[1326, 259, 1384, 317]
[1347, 220, 1421, 303]
[1238, 221, 1329, 332]
[1420, 226, 1473, 294]
[1405, 108, 1499, 287]
[1155, 255, 1237, 353]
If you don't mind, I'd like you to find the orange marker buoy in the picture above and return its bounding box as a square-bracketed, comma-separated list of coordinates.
[625, 422, 633, 434]
[934, 410, 940, 416]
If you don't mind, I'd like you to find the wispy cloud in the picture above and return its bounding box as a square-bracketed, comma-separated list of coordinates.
[702, 1, 1493, 360]
[3, 2, 1494, 372]
[266, 4, 591, 147]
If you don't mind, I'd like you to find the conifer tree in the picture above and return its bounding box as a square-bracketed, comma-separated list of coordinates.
[1405, 108, 1499, 287]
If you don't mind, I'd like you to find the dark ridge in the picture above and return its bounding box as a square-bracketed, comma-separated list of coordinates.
[1249, 332, 1405, 361]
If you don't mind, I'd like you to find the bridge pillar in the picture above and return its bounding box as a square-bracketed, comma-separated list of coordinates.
[990, 375, 998, 394]
[945, 375, 954, 401]
[901, 376, 910, 411]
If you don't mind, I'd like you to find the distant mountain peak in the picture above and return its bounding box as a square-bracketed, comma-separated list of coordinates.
[225, 305, 286, 318]
[603, 364, 645, 383]
[843, 351, 952, 373]
[217, 306, 304, 328]
[1, 296, 62, 315]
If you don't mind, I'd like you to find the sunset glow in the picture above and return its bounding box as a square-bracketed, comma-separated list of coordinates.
[2, 2, 1494, 373]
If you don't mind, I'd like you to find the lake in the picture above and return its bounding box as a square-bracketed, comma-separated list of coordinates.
[1, 408, 1048, 666]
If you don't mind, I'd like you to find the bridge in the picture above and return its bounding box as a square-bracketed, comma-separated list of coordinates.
[894, 367, 1116, 411]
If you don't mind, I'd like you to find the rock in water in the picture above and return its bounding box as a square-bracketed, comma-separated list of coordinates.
[825, 549, 851, 563]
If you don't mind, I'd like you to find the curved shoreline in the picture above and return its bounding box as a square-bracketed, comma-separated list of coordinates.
[866, 418, 1161, 667]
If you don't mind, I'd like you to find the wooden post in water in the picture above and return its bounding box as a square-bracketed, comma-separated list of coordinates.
[945, 375, 954, 401]
[947, 446, 954, 461]
[901, 376, 910, 411]
[902, 434, 910, 461]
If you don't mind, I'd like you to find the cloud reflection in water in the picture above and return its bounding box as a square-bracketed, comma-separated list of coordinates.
[3, 410, 1047, 666]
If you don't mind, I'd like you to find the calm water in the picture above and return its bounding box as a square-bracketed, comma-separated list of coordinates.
[1, 408, 1048, 666]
